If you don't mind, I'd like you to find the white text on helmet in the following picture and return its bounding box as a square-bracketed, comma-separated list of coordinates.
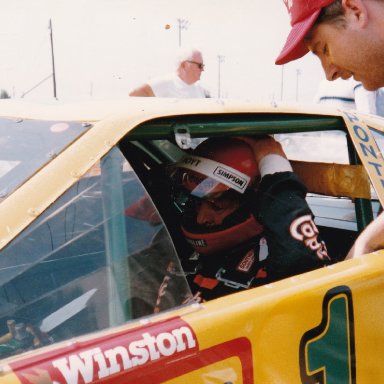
[181, 157, 201, 167]
[186, 238, 207, 248]
[214, 167, 247, 190]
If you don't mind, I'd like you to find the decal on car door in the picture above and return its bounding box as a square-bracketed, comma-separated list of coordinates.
[300, 286, 356, 384]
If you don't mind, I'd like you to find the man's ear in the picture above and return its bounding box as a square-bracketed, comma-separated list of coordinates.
[342, 0, 369, 27]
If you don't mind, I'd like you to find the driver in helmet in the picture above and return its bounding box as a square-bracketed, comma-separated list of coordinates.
[167, 135, 331, 302]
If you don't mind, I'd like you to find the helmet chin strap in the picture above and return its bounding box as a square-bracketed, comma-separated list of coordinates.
[182, 214, 264, 256]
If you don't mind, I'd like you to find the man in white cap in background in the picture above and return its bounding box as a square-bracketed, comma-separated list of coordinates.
[129, 47, 209, 98]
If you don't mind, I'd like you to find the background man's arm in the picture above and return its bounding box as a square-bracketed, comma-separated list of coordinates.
[346, 211, 384, 259]
[129, 84, 155, 97]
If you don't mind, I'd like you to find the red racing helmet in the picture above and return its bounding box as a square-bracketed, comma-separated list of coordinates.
[170, 137, 264, 255]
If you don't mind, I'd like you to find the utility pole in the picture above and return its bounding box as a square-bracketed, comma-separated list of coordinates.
[177, 18, 189, 47]
[49, 19, 57, 99]
[21, 19, 58, 99]
[217, 55, 225, 98]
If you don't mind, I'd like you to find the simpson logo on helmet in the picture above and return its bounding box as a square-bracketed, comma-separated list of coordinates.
[173, 155, 251, 196]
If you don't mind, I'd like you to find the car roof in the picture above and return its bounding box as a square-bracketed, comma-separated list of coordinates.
[0, 97, 347, 120]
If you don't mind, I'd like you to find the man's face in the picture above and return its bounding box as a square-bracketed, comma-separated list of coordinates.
[305, 17, 384, 90]
[195, 194, 239, 227]
[183, 52, 204, 84]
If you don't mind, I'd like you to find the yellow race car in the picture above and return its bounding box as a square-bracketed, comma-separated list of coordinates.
[0, 98, 383, 383]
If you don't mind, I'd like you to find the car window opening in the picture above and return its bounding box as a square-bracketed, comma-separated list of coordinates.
[123, 135, 365, 304]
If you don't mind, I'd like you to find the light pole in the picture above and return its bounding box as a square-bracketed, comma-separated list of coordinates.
[296, 68, 302, 101]
[49, 19, 57, 99]
[217, 55, 225, 98]
[177, 18, 189, 47]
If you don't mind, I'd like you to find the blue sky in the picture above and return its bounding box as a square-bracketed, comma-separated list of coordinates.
[0, 0, 325, 102]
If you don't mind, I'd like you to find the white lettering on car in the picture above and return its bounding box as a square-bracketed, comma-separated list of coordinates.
[290, 214, 329, 261]
[51, 326, 197, 383]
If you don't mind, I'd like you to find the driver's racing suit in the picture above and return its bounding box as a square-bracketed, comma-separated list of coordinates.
[155, 171, 332, 306]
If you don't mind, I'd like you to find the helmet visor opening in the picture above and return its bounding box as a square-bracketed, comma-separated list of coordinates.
[182, 171, 230, 199]
[172, 183, 242, 216]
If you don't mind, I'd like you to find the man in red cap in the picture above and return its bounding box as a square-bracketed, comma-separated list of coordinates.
[276, 0, 384, 91]
[276, 0, 384, 259]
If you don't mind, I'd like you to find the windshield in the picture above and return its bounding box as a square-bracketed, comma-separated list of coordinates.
[0, 118, 89, 201]
[0, 146, 191, 360]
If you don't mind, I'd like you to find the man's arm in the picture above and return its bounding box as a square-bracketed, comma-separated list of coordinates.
[346, 211, 384, 259]
[239, 136, 330, 279]
[129, 83, 155, 97]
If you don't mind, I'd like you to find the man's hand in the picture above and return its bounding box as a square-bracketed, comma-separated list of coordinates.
[236, 136, 287, 165]
[345, 211, 384, 259]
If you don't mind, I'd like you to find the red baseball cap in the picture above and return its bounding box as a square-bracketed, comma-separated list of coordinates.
[275, 0, 335, 65]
